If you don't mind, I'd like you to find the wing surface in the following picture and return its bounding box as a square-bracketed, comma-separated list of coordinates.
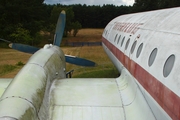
[49, 69, 156, 120]
[0, 78, 12, 97]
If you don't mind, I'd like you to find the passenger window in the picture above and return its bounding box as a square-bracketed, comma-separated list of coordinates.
[121, 37, 125, 47]
[136, 43, 143, 58]
[114, 34, 118, 42]
[117, 35, 121, 44]
[148, 48, 158, 67]
[131, 41, 137, 54]
[105, 30, 108, 36]
[125, 38, 130, 50]
[163, 54, 175, 77]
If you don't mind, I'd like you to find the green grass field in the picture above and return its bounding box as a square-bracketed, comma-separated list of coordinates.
[0, 29, 119, 78]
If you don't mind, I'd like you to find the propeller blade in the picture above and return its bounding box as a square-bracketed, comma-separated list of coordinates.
[0, 38, 11, 43]
[9, 43, 39, 54]
[65, 55, 96, 67]
[53, 10, 66, 47]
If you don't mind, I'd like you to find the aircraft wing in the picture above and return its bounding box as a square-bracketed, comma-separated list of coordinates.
[49, 69, 156, 120]
[0, 78, 12, 97]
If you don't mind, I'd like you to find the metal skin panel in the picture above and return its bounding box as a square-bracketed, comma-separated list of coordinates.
[49, 70, 155, 120]
[0, 98, 37, 120]
[102, 7, 180, 120]
[0, 78, 12, 97]
[0, 45, 66, 120]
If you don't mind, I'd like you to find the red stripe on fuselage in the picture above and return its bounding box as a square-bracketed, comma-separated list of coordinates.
[102, 37, 180, 120]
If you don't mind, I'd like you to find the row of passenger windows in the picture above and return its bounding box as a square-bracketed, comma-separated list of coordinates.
[112, 33, 175, 78]
[113, 33, 143, 59]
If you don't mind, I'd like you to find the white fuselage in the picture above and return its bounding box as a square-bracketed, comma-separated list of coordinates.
[102, 7, 180, 120]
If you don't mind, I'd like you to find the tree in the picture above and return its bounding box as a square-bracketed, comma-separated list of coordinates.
[48, 5, 75, 38]
[157, 0, 180, 9]
[48, 5, 83, 38]
[10, 24, 32, 44]
[71, 4, 132, 28]
[72, 21, 82, 37]
[133, 0, 158, 12]
[132, 0, 180, 12]
[0, 0, 45, 44]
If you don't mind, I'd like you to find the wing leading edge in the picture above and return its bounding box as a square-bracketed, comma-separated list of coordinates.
[0, 78, 12, 97]
[49, 68, 156, 120]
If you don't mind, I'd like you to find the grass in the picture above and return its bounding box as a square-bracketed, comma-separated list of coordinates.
[0, 61, 25, 76]
[0, 42, 9, 48]
[61, 29, 103, 46]
[62, 45, 118, 78]
[0, 64, 17, 76]
[0, 28, 119, 78]
[16, 61, 25, 66]
[0, 48, 31, 77]
[73, 68, 119, 78]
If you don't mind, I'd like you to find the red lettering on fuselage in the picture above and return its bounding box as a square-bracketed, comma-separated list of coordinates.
[113, 22, 144, 34]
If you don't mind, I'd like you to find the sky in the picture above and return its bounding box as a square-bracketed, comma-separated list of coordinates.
[44, 0, 135, 6]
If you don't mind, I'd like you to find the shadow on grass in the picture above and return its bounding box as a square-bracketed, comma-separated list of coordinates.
[73, 68, 119, 78]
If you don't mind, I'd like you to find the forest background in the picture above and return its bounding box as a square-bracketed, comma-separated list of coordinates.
[0, 0, 180, 46]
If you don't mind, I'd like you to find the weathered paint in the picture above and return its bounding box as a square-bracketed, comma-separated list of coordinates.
[102, 7, 180, 120]
[0, 45, 66, 119]
[48, 72, 155, 120]
[0, 78, 12, 97]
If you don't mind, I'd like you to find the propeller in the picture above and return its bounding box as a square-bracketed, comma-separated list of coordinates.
[9, 43, 40, 54]
[0, 38, 39, 54]
[65, 55, 96, 67]
[0, 11, 96, 67]
[53, 10, 66, 46]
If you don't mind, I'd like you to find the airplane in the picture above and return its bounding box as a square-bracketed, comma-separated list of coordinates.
[0, 7, 179, 120]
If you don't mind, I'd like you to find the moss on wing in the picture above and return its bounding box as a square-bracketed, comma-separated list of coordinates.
[20, 107, 37, 120]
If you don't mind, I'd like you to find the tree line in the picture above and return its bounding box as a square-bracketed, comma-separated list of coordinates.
[0, 0, 180, 45]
